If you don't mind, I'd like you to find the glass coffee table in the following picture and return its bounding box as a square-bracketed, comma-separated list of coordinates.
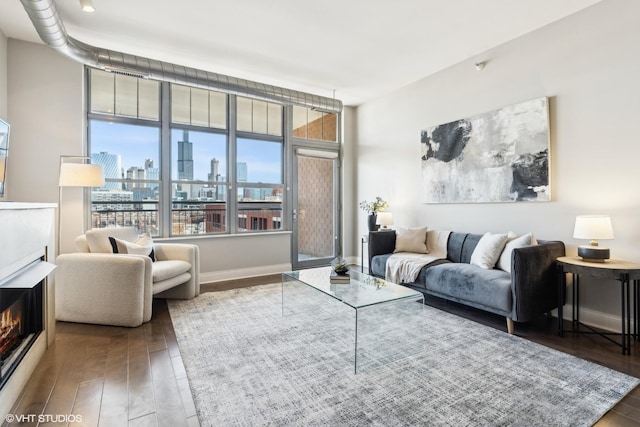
[282, 266, 424, 373]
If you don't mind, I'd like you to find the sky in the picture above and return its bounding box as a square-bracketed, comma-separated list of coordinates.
[89, 120, 282, 183]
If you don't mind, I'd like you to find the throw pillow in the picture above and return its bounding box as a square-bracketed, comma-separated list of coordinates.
[109, 234, 156, 261]
[86, 227, 140, 253]
[470, 232, 509, 269]
[394, 226, 429, 254]
[497, 232, 535, 273]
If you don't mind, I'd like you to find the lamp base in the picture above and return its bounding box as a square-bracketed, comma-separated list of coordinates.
[577, 245, 610, 263]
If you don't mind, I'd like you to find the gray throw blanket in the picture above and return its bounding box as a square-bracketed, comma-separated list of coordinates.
[385, 230, 450, 284]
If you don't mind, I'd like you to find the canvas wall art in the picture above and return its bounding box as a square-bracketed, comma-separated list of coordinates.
[420, 97, 550, 203]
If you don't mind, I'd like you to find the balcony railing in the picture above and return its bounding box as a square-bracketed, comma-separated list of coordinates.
[91, 201, 160, 235]
[92, 200, 283, 235]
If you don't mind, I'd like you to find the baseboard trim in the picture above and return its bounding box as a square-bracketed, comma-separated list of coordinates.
[556, 305, 634, 333]
[201, 263, 292, 284]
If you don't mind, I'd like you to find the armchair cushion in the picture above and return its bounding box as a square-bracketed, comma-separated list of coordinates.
[153, 260, 192, 282]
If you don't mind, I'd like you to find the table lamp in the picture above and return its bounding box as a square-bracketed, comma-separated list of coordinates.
[573, 215, 614, 262]
[376, 212, 393, 230]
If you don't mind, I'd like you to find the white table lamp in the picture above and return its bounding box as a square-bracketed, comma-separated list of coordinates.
[376, 212, 393, 230]
[573, 215, 614, 262]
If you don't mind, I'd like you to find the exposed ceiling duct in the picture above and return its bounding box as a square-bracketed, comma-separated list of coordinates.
[19, 0, 343, 113]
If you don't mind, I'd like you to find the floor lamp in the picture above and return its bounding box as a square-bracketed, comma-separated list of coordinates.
[58, 155, 105, 255]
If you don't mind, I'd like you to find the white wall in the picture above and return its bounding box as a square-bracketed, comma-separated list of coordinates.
[354, 0, 640, 330]
[0, 29, 7, 120]
[7, 39, 84, 252]
[6, 39, 292, 279]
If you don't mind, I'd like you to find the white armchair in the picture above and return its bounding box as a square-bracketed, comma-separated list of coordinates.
[55, 227, 200, 327]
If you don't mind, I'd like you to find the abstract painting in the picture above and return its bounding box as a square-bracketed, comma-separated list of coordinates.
[420, 97, 550, 203]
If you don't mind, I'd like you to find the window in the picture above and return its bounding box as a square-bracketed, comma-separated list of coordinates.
[88, 68, 290, 237]
[90, 70, 160, 121]
[237, 97, 282, 136]
[170, 129, 227, 234]
[292, 106, 337, 142]
[171, 85, 227, 128]
[88, 68, 162, 234]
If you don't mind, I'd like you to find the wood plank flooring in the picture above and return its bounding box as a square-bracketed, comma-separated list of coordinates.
[5, 274, 640, 426]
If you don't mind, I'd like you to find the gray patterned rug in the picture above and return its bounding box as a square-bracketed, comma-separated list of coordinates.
[167, 283, 639, 426]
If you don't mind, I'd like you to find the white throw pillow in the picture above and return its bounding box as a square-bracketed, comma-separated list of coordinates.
[394, 226, 429, 254]
[109, 234, 156, 261]
[470, 232, 509, 269]
[497, 232, 535, 273]
[85, 227, 139, 253]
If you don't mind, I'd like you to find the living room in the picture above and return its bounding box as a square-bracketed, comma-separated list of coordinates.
[1, 0, 639, 425]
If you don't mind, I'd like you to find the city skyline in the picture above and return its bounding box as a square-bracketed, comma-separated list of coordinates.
[90, 120, 282, 185]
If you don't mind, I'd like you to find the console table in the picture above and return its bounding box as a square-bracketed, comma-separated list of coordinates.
[557, 256, 640, 355]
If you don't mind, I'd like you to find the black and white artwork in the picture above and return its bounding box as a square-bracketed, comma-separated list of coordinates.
[420, 97, 550, 203]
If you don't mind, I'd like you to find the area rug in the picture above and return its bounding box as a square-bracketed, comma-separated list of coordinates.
[167, 283, 639, 426]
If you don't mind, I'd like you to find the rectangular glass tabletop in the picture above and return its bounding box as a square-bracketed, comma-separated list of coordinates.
[282, 266, 423, 309]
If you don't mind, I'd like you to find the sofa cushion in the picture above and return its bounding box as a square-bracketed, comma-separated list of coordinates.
[371, 254, 392, 278]
[394, 226, 428, 254]
[460, 233, 483, 264]
[497, 232, 534, 273]
[411, 259, 451, 288]
[423, 263, 512, 314]
[447, 232, 468, 263]
[152, 260, 192, 283]
[470, 232, 508, 269]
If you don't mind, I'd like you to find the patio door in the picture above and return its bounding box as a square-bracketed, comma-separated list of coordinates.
[291, 147, 340, 270]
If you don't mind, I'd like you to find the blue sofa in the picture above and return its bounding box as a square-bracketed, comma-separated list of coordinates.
[368, 230, 565, 333]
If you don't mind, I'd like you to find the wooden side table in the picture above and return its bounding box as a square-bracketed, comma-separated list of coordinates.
[557, 256, 640, 355]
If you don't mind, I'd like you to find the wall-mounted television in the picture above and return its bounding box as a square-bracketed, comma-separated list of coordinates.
[0, 118, 9, 197]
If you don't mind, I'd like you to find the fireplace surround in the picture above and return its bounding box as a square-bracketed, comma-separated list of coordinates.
[0, 203, 56, 421]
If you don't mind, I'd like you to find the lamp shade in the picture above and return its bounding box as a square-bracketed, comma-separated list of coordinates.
[79, 0, 95, 12]
[376, 212, 393, 228]
[59, 163, 105, 187]
[573, 215, 614, 240]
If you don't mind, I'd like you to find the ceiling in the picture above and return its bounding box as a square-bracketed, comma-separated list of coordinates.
[0, 0, 602, 106]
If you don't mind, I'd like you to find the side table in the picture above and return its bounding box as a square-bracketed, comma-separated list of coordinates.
[557, 256, 640, 355]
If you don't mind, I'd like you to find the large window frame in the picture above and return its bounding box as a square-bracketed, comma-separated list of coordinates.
[87, 67, 294, 237]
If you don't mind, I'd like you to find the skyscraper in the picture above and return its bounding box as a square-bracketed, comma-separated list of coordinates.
[237, 162, 248, 182]
[126, 166, 145, 189]
[177, 130, 194, 180]
[92, 151, 121, 191]
[208, 158, 219, 182]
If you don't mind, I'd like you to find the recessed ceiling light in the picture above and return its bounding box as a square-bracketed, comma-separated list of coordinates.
[79, 0, 95, 13]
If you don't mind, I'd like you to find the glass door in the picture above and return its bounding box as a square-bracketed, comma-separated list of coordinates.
[291, 148, 339, 269]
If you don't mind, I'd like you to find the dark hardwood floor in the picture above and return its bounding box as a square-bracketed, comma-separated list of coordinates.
[5, 274, 640, 426]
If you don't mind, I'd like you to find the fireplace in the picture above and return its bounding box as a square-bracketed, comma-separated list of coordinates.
[0, 276, 43, 390]
[0, 203, 56, 420]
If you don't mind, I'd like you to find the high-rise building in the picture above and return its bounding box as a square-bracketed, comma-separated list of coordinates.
[208, 158, 219, 182]
[237, 162, 248, 182]
[126, 166, 146, 189]
[145, 159, 159, 188]
[177, 131, 194, 180]
[92, 152, 121, 191]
